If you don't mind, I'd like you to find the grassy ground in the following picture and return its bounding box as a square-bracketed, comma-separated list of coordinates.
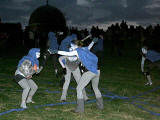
[1, 48, 160, 120]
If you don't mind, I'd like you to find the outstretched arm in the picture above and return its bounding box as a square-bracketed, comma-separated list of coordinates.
[88, 41, 95, 50]
[57, 50, 78, 57]
[88, 38, 98, 50]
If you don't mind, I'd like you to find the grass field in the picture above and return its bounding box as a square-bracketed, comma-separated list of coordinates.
[1, 47, 160, 120]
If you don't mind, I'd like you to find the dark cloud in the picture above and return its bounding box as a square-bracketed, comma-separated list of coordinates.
[0, 0, 160, 28]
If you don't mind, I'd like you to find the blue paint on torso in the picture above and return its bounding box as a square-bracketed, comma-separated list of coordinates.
[146, 50, 160, 62]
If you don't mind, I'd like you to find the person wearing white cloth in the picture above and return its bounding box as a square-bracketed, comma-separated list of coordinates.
[14, 48, 43, 108]
[58, 38, 97, 101]
[52, 38, 103, 113]
[141, 46, 160, 85]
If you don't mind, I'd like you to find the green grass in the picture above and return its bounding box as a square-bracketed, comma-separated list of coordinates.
[1, 51, 160, 120]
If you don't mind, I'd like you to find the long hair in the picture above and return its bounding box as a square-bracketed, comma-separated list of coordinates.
[71, 40, 84, 47]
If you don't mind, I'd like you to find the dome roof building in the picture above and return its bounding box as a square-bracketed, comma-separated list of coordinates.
[29, 4, 67, 32]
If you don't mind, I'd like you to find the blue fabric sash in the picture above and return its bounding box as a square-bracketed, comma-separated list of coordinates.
[76, 47, 98, 74]
[146, 50, 160, 62]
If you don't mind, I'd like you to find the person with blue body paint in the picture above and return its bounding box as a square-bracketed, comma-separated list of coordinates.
[141, 46, 160, 85]
[58, 37, 97, 102]
[93, 35, 104, 53]
[58, 33, 77, 86]
[43, 31, 59, 75]
[52, 39, 104, 113]
[92, 34, 104, 67]
[14, 48, 43, 108]
[59, 34, 77, 52]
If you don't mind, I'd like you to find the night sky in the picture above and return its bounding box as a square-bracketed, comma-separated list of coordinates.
[0, 0, 160, 29]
